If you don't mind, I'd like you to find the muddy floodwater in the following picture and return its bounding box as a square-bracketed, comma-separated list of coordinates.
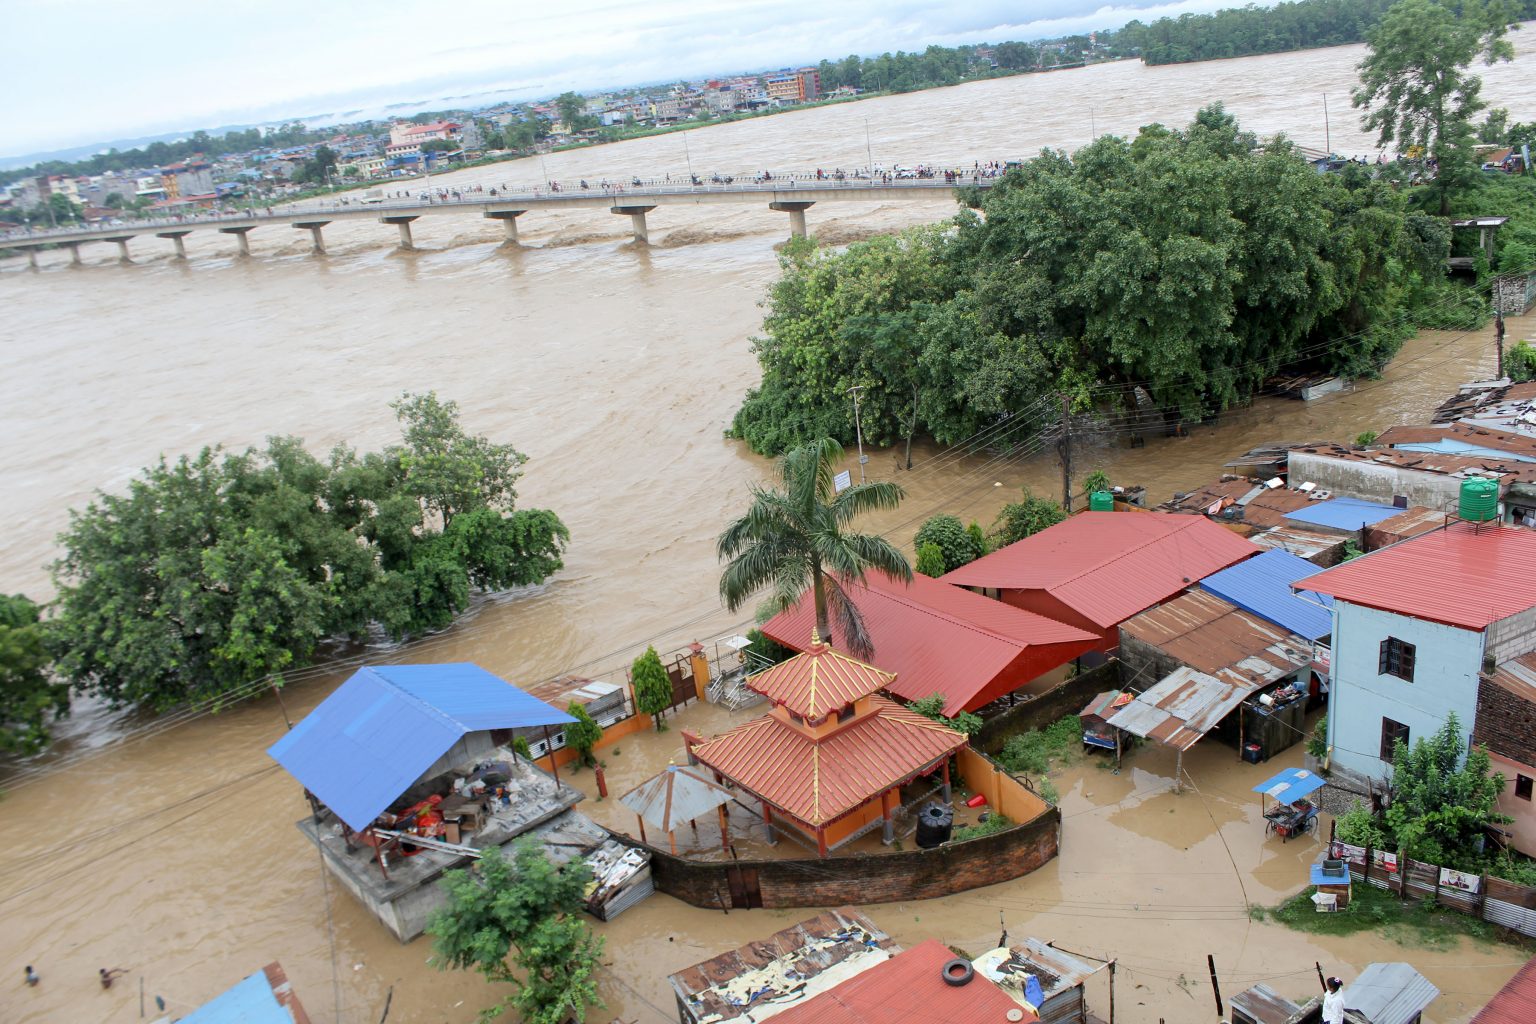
[3, 35, 1535, 1024]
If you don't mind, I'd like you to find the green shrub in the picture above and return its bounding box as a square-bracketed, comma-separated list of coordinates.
[915, 543, 947, 578]
[951, 814, 1013, 842]
[1336, 800, 1392, 850]
[998, 716, 1081, 775]
[913, 514, 980, 574]
[907, 693, 983, 735]
[1307, 714, 1329, 760]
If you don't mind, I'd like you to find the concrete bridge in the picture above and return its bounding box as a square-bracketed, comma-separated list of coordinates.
[0, 175, 997, 266]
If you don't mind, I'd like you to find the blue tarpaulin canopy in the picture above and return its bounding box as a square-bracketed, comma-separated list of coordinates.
[1252, 766, 1327, 805]
[1198, 548, 1335, 641]
[267, 663, 574, 831]
[1283, 496, 1400, 531]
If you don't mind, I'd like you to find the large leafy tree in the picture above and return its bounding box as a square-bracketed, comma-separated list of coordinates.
[49, 393, 569, 711]
[913, 514, 980, 574]
[1385, 713, 1509, 865]
[0, 595, 68, 755]
[430, 841, 604, 1024]
[631, 645, 673, 729]
[718, 438, 910, 659]
[1353, 0, 1516, 213]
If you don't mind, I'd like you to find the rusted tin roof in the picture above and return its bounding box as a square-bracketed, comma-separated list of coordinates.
[762, 570, 1099, 717]
[768, 940, 1038, 1024]
[1289, 441, 1536, 484]
[668, 907, 899, 1024]
[942, 512, 1258, 629]
[1249, 524, 1348, 564]
[1120, 590, 1313, 680]
[746, 638, 895, 720]
[1158, 477, 1318, 529]
[1106, 666, 1262, 751]
[693, 697, 967, 827]
[1297, 522, 1536, 630]
[1364, 506, 1449, 550]
[619, 765, 734, 834]
[1228, 982, 1303, 1024]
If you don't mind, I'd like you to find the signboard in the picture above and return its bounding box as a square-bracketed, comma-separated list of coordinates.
[833, 470, 852, 493]
[1440, 867, 1481, 893]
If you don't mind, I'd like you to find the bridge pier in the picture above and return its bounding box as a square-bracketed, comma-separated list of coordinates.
[769, 200, 815, 239]
[484, 209, 527, 243]
[104, 236, 133, 263]
[26, 248, 38, 269]
[64, 242, 82, 266]
[294, 221, 331, 255]
[219, 225, 255, 256]
[610, 205, 656, 244]
[382, 215, 419, 250]
[157, 230, 192, 259]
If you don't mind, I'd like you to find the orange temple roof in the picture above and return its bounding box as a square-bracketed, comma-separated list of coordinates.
[746, 636, 896, 720]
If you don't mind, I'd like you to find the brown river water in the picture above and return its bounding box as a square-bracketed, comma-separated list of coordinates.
[3, 38, 1536, 1024]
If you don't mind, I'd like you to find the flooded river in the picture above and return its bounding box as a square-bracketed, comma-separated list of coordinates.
[3, 36, 1534, 1024]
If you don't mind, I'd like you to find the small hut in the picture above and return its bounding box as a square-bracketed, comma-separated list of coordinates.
[620, 765, 735, 854]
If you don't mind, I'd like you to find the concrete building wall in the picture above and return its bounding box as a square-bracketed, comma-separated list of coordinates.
[1488, 750, 1536, 858]
[1488, 606, 1536, 665]
[1327, 600, 1483, 783]
[1288, 450, 1466, 510]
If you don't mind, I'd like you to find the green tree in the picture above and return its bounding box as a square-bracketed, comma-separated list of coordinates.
[915, 542, 947, 578]
[631, 646, 672, 730]
[565, 702, 603, 767]
[430, 842, 604, 1024]
[991, 489, 1066, 547]
[1385, 713, 1510, 864]
[913, 514, 980, 574]
[1507, 341, 1536, 383]
[0, 595, 67, 755]
[1083, 469, 1111, 496]
[555, 92, 593, 131]
[1353, 0, 1516, 213]
[907, 693, 984, 735]
[717, 438, 910, 659]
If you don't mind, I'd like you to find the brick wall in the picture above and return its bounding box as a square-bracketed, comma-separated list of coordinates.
[624, 807, 1061, 910]
[1475, 675, 1536, 766]
[973, 661, 1122, 755]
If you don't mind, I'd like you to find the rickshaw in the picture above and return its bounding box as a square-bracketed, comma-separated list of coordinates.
[1253, 766, 1324, 842]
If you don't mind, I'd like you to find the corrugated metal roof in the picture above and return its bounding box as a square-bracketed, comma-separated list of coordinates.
[762, 571, 1099, 717]
[1343, 962, 1439, 1024]
[1119, 590, 1313, 682]
[941, 512, 1259, 629]
[1198, 548, 1335, 640]
[693, 697, 966, 827]
[181, 963, 311, 1024]
[669, 908, 899, 1024]
[1296, 522, 1536, 630]
[1105, 666, 1261, 751]
[1250, 524, 1347, 562]
[1469, 953, 1536, 1024]
[1228, 983, 1302, 1024]
[767, 940, 1038, 1024]
[619, 765, 734, 833]
[266, 664, 575, 831]
[1365, 506, 1449, 549]
[746, 641, 896, 720]
[1488, 652, 1536, 702]
[1283, 496, 1402, 531]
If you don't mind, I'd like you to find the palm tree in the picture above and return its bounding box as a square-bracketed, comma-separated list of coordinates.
[718, 438, 911, 660]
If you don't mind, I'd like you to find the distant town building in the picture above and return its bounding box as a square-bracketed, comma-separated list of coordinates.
[765, 67, 821, 103]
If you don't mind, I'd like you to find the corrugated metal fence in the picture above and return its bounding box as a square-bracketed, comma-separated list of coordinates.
[1330, 842, 1536, 937]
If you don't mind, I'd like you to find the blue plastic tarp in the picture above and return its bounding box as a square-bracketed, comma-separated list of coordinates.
[180, 971, 298, 1024]
[1283, 496, 1400, 531]
[267, 664, 575, 831]
[1252, 767, 1327, 805]
[1198, 548, 1335, 641]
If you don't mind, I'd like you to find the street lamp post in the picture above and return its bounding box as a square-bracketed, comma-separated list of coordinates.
[864, 119, 874, 176]
[847, 385, 868, 484]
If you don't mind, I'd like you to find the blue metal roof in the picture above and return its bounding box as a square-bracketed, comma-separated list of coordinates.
[180, 970, 298, 1024]
[1252, 766, 1327, 804]
[1198, 548, 1334, 641]
[267, 663, 574, 830]
[1396, 439, 1536, 463]
[1283, 496, 1400, 531]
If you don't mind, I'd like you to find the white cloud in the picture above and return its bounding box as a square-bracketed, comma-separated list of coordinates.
[0, 0, 1243, 157]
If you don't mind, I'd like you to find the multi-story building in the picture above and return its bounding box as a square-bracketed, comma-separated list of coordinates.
[764, 68, 821, 103]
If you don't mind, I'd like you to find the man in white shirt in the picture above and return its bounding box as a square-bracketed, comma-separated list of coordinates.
[1322, 976, 1346, 1024]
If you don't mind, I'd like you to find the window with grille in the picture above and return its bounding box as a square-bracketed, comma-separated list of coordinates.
[1517, 775, 1534, 802]
[1378, 637, 1416, 681]
[1380, 718, 1410, 761]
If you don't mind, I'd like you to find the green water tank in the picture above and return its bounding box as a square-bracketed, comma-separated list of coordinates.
[1459, 477, 1500, 522]
[1089, 490, 1115, 512]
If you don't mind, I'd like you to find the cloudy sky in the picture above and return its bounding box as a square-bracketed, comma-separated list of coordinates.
[1, 0, 1240, 159]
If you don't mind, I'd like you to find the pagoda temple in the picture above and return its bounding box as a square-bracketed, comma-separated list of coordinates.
[690, 632, 966, 857]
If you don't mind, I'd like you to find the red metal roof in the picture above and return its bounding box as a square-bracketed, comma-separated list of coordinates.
[745, 639, 896, 720]
[1470, 954, 1536, 1024]
[941, 512, 1259, 628]
[692, 697, 966, 827]
[767, 940, 1038, 1024]
[762, 572, 1099, 717]
[1296, 522, 1536, 630]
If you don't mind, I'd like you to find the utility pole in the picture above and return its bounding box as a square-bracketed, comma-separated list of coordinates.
[1496, 306, 1507, 378]
[683, 132, 694, 182]
[864, 118, 874, 175]
[848, 385, 868, 483]
[1323, 93, 1331, 155]
[1058, 393, 1074, 512]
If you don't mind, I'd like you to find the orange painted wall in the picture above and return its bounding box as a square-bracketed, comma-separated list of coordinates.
[957, 747, 1050, 823]
[531, 712, 653, 774]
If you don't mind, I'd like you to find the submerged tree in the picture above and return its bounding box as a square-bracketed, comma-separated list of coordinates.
[1353, 0, 1515, 213]
[430, 841, 604, 1024]
[564, 702, 603, 766]
[718, 438, 910, 659]
[0, 595, 68, 755]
